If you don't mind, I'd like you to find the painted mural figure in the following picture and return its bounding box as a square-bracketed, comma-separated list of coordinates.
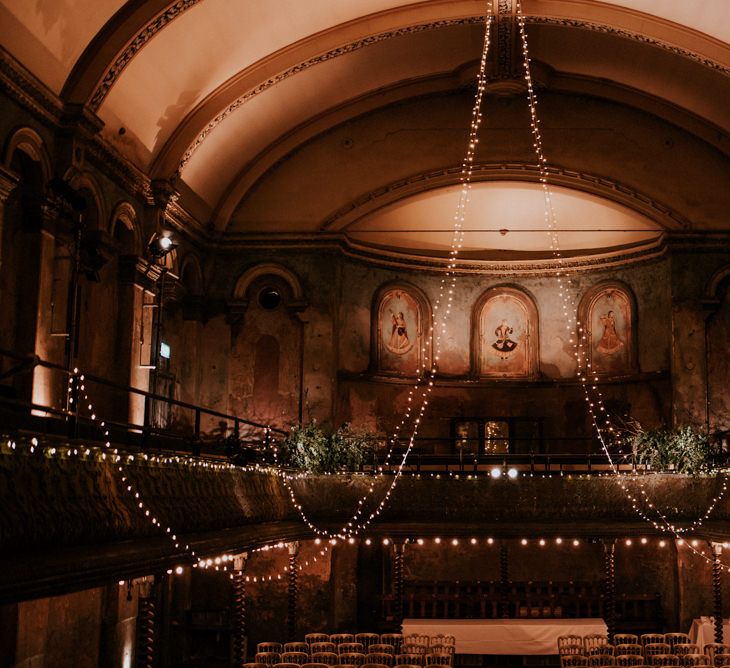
[596, 310, 624, 355]
[388, 310, 410, 353]
[492, 319, 518, 357]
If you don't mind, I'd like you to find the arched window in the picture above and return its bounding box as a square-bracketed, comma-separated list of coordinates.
[373, 283, 430, 376]
[577, 282, 636, 376]
[473, 286, 539, 378]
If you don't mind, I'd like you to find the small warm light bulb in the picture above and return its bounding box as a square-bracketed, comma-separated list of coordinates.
[555, 537, 563, 545]
[382, 538, 390, 546]
[417, 538, 424, 546]
[470, 538, 477, 545]
[521, 538, 528, 546]
[625, 539, 632, 546]
[640, 537, 648, 545]
[491, 468, 502, 479]
[487, 537, 494, 545]
[435, 537, 442, 544]
[539, 538, 546, 546]
[451, 538, 459, 546]
[507, 468, 518, 479]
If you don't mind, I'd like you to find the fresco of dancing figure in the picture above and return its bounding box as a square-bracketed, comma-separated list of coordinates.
[376, 286, 428, 375]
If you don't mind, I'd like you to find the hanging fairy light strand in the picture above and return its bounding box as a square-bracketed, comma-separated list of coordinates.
[512, 0, 728, 569]
[271, 5, 495, 539]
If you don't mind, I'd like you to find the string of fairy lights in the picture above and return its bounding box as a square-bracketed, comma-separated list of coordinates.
[510, 0, 729, 573]
[3, 2, 728, 588]
[269, 5, 495, 542]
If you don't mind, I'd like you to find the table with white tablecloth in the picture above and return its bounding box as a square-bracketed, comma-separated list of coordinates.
[689, 617, 730, 648]
[401, 618, 607, 655]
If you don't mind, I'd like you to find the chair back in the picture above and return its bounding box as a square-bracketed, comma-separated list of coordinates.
[331, 634, 355, 646]
[259, 643, 284, 654]
[401, 644, 428, 656]
[431, 635, 455, 647]
[430, 645, 455, 656]
[277, 663, 301, 668]
[588, 655, 615, 667]
[340, 644, 365, 655]
[256, 653, 281, 665]
[362, 663, 390, 668]
[357, 634, 381, 650]
[681, 655, 710, 667]
[649, 655, 679, 667]
[302, 664, 330, 668]
[585, 636, 610, 651]
[426, 653, 452, 667]
[587, 645, 615, 657]
[664, 635, 691, 649]
[561, 656, 589, 668]
[644, 644, 671, 657]
[616, 654, 645, 666]
[305, 634, 329, 646]
[395, 654, 424, 666]
[369, 645, 395, 655]
[715, 656, 730, 667]
[615, 635, 640, 646]
[642, 635, 666, 647]
[311, 643, 337, 655]
[285, 643, 310, 654]
[311, 653, 338, 666]
[560, 636, 585, 651]
[705, 646, 730, 664]
[616, 645, 644, 656]
[339, 653, 367, 666]
[561, 644, 587, 657]
[381, 635, 404, 653]
[674, 645, 700, 656]
[403, 635, 430, 648]
[368, 653, 393, 666]
[282, 652, 309, 665]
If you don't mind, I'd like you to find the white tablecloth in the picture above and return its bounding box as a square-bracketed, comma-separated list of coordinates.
[689, 618, 730, 648]
[401, 618, 607, 655]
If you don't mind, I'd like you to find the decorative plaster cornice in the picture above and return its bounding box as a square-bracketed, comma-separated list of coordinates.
[176, 14, 730, 175]
[321, 162, 690, 233]
[89, 0, 202, 112]
[176, 17, 486, 172]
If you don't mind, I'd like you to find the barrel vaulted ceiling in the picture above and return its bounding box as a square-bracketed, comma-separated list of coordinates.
[1, 0, 729, 260]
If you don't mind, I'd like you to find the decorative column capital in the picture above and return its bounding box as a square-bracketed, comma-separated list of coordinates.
[0, 166, 19, 202]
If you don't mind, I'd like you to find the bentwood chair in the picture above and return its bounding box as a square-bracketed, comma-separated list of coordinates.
[311, 654, 338, 666]
[356, 634, 380, 651]
[585, 636, 611, 653]
[681, 655, 710, 666]
[281, 653, 309, 665]
[674, 646, 701, 657]
[616, 645, 644, 657]
[705, 646, 730, 665]
[644, 645, 672, 658]
[587, 645, 616, 657]
[615, 636, 640, 646]
[256, 654, 282, 666]
[285, 643, 311, 654]
[615, 655, 646, 666]
[367, 653, 393, 667]
[380, 635, 403, 654]
[339, 654, 367, 666]
[276, 663, 301, 668]
[400, 645, 428, 657]
[642, 636, 667, 647]
[665, 635, 692, 650]
[430, 645, 455, 656]
[331, 635, 356, 646]
[649, 655, 680, 667]
[361, 663, 390, 668]
[395, 654, 424, 667]
[311, 644, 337, 655]
[259, 644, 284, 654]
[339, 644, 365, 655]
[561, 656, 589, 668]
[306, 635, 330, 646]
[431, 636, 455, 647]
[560, 637, 586, 652]
[425, 653, 453, 667]
[369, 645, 395, 655]
[715, 656, 730, 667]
[302, 664, 331, 668]
[588, 655, 615, 667]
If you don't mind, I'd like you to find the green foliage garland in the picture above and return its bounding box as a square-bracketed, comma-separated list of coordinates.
[279, 421, 379, 473]
[630, 425, 713, 474]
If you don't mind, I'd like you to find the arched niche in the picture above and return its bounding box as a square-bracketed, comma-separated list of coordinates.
[472, 286, 539, 379]
[372, 282, 431, 376]
[109, 201, 141, 256]
[577, 281, 637, 377]
[2, 127, 51, 182]
[180, 254, 203, 296]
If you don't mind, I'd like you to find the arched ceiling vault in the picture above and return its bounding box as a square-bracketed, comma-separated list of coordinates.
[1, 0, 729, 259]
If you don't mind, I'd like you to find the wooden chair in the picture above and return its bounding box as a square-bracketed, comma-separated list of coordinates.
[425, 653, 452, 667]
[649, 656, 679, 666]
[311, 653, 339, 666]
[585, 636, 611, 653]
[562, 645, 589, 658]
[615, 636, 640, 646]
[403, 635, 429, 649]
[430, 645, 455, 656]
[588, 646, 616, 657]
[401, 645, 428, 656]
[331, 635, 356, 646]
[312, 644, 337, 655]
[715, 656, 730, 667]
[644, 645, 672, 658]
[431, 636, 455, 647]
[339, 653, 367, 666]
[665, 635, 692, 650]
[356, 634, 380, 651]
[560, 637, 586, 652]
[282, 653, 309, 665]
[588, 655, 615, 666]
[306, 635, 330, 646]
[681, 655, 710, 666]
[561, 656, 589, 668]
[259, 644, 284, 654]
[642, 636, 667, 647]
[615, 655, 646, 666]
[369, 645, 395, 655]
[286, 643, 311, 654]
[256, 654, 282, 666]
[704, 645, 730, 665]
[674, 646, 701, 656]
[616, 645, 644, 657]
[395, 654, 424, 667]
[381, 635, 403, 654]
[302, 664, 331, 668]
[340, 644, 365, 655]
[368, 653, 393, 667]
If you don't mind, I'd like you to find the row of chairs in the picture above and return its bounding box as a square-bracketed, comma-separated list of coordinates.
[561, 655, 730, 667]
[244, 664, 418, 668]
[253, 650, 454, 667]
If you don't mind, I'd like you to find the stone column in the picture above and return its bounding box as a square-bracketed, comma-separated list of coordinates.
[232, 553, 249, 666]
[713, 543, 724, 643]
[392, 541, 406, 627]
[603, 540, 616, 643]
[0, 166, 20, 272]
[287, 542, 300, 641]
[135, 577, 157, 668]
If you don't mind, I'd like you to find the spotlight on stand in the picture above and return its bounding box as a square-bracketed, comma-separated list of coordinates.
[147, 232, 177, 260]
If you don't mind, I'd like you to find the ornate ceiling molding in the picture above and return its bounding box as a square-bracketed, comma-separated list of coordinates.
[173, 13, 730, 178]
[88, 0, 201, 112]
[320, 162, 690, 233]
